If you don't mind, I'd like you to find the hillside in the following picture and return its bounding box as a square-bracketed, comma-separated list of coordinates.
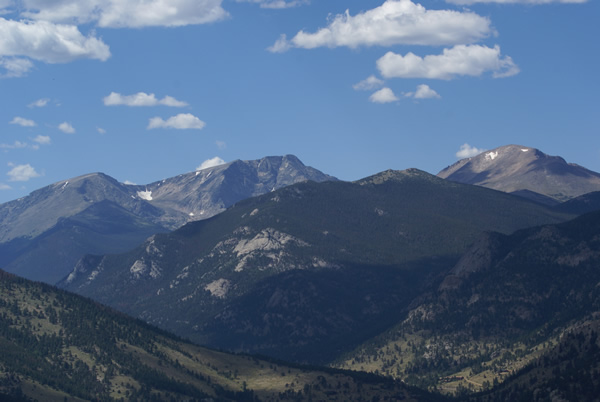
[336, 210, 600, 398]
[60, 169, 574, 364]
[0, 269, 437, 402]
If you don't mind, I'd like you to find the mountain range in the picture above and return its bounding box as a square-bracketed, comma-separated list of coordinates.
[60, 168, 574, 364]
[3, 145, 600, 400]
[0, 155, 335, 284]
[438, 144, 600, 205]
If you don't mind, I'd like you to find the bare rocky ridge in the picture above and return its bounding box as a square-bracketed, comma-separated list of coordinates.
[438, 144, 600, 203]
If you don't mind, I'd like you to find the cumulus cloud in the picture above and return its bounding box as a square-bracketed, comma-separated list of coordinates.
[197, 156, 226, 171]
[369, 88, 399, 104]
[148, 113, 206, 130]
[0, 141, 28, 149]
[28, 98, 50, 108]
[270, 0, 491, 52]
[10, 116, 36, 127]
[405, 84, 441, 99]
[353, 75, 384, 91]
[267, 34, 292, 53]
[103, 92, 188, 107]
[0, 57, 34, 78]
[0, 18, 111, 64]
[58, 122, 75, 134]
[456, 143, 486, 158]
[7, 162, 41, 181]
[0, 183, 11, 190]
[20, 0, 228, 28]
[236, 0, 309, 8]
[377, 44, 519, 80]
[33, 135, 51, 145]
[448, 0, 586, 4]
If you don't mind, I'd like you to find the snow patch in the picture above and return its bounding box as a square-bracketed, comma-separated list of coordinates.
[485, 151, 499, 161]
[137, 190, 153, 201]
[521, 148, 529, 152]
[61, 181, 69, 190]
[189, 212, 195, 216]
[250, 208, 259, 216]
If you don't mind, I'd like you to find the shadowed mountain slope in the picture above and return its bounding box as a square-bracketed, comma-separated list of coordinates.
[337, 210, 600, 397]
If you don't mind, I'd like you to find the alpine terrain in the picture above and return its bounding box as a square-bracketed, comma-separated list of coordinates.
[0, 155, 335, 284]
[438, 145, 600, 205]
[60, 168, 574, 365]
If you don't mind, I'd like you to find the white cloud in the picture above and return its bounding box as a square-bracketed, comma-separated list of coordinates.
[103, 92, 188, 107]
[237, 0, 309, 8]
[216, 140, 227, 150]
[456, 143, 486, 158]
[0, 183, 11, 190]
[28, 98, 50, 108]
[0, 18, 111, 64]
[0, 141, 28, 149]
[377, 45, 520, 80]
[7, 163, 41, 181]
[197, 156, 226, 171]
[58, 122, 75, 134]
[33, 135, 51, 145]
[448, 0, 586, 4]
[10, 116, 36, 127]
[20, 0, 228, 28]
[405, 84, 441, 99]
[267, 34, 292, 53]
[353, 75, 384, 91]
[369, 87, 399, 104]
[97, 127, 106, 134]
[148, 113, 206, 130]
[0, 57, 34, 78]
[272, 0, 491, 51]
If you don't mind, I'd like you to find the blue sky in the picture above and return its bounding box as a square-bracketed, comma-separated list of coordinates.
[0, 0, 598, 203]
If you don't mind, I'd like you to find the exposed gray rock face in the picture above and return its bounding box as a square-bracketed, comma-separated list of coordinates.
[137, 154, 336, 229]
[438, 145, 600, 202]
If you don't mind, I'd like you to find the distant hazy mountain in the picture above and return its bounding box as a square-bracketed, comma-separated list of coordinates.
[61, 168, 573, 364]
[0, 155, 335, 283]
[438, 145, 600, 203]
[136, 154, 337, 228]
[0, 269, 424, 402]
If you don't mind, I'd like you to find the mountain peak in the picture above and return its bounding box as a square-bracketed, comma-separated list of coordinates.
[438, 144, 600, 202]
[357, 168, 439, 185]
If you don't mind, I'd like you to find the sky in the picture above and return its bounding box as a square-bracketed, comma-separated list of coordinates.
[0, 0, 598, 204]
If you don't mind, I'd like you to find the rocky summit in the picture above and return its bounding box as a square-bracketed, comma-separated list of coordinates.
[438, 145, 600, 203]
